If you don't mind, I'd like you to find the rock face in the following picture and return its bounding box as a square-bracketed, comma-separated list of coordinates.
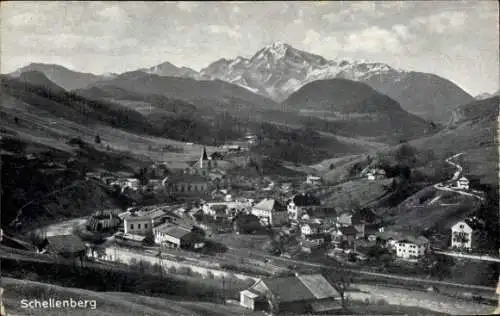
[200, 42, 475, 123]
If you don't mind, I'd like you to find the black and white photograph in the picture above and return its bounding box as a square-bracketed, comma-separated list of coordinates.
[0, 1, 499, 315]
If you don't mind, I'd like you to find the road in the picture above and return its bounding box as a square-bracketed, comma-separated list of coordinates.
[433, 153, 484, 201]
[433, 250, 500, 263]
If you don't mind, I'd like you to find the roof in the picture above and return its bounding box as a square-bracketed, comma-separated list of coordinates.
[156, 225, 192, 239]
[292, 193, 321, 207]
[163, 161, 192, 170]
[167, 174, 209, 183]
[296, 274, 338, 299]
[253, 198, 286, 213]
[340, 226, 358, 236]
[124, 214, 152, 222]
[240, 290, 260, 299]
[257, 277, 316, 302]
[47, 235, 85, 253]
[254, 274, 337, 303]
[379, 230, 429, 245]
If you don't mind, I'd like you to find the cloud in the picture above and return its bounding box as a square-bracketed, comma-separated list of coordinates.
[176, 2, 199, 12]
[391, 24, 411, 41]
[410, 11, 468, 34]
[302, 29, 342, 55]
[208, 24, 242, 39]
[343, 26, 403, 54]
[97, 6, 129, 23]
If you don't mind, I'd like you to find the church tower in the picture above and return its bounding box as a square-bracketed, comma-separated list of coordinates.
[200, 146, 208, 169]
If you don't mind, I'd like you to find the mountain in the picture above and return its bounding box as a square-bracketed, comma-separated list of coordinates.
[200, 42, 475, 123]
[87, 71, 280, 115]
[281, 78, 437, 143]
[9, 63, 109, 91]
[16, 70, 66, 94]
[475, 90, 500, 100]
[139, 61, 199, 79]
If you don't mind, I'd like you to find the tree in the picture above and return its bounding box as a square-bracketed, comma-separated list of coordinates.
[14, 117, 20, 125]
[94, 134, 101, 144]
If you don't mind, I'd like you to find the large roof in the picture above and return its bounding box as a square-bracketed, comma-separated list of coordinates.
[166, 174, 209, 183]
[156, 225, 192, 239]
[47, 235, 85, 253]
[254, 198, 286, 212]
[253, 274, 338, 303]
[296, 274, 338, 299]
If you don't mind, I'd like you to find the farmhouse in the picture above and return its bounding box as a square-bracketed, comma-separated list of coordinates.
[287, 193, 321, 220]
[38, 235, 86, 262]
[301, 221, 322, 236]
[153, 224, 204, 249]
[123, 214, 153, 236]
[251, 198, 288, 226]
[456, 176, 470, 190]
[396, 235, 429, 259]
[451, 219, 483, 251]
[305, 175, 322, 185]
[240, 274, 339, 313]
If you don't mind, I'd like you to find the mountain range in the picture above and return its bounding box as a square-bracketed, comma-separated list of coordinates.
[8, 42, 477, 123]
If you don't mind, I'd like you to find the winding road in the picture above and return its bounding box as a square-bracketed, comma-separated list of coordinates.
[433, 153, 484, 201]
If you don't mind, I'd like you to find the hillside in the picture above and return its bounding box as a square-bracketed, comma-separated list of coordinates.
[361, 71, 475, 123]
[87, 71, 280, 115]
[2, 277, 259, 316]
[281, 79, 437, 143]
[16, 70, 67, 93]
[9, 62, 109, 90]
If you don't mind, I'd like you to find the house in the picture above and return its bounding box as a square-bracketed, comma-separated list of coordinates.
[396, 235, 429, 259]
[163, 174, 210, 196]
[301, 239, 323, 253]
[367, 172, 375, 181]
[153, 224, 204, 249]
[451, 219, 483, 251]
[251, 198, 288, 226]
[456, 177, 470, 190]
[126, 178, 140, 190]
[287, 193, 321, 220]
[123, 214, 153, 236]
[339, 226, 357, 247]
[232, 213, 262, 234]
[301, 221, 322, 236]
[305, 175, 322, 186]
[240, 274, 339, 313]
[336, 212, 352, 227]
[351, 214, 366, 239]
[38, 235, 86, 262]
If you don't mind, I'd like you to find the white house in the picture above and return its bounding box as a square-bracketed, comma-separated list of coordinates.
[123, 214, 153, 236]
[251, 198, 288, 226]
[396, 236, 429, 259]
[456, 177, 470, 190]
[306, 175, 322, 185]
[451, 220, 477, 250]
[126, 178, 140, 190]
[367, 173, 375, 181]
[301, 221, 322, 236]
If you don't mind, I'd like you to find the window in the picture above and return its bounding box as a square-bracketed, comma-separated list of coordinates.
[145, 223, 148, 229]
[130, 224, 134, 229]
[138, 224, 141, 229]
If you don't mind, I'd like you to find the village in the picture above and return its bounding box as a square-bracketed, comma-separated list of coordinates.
[17, 140, 496, 314]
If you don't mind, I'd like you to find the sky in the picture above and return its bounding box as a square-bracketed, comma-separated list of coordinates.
[1, 1, 498, 95]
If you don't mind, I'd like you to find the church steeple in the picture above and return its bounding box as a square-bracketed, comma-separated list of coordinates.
[200, 146, 208, 168]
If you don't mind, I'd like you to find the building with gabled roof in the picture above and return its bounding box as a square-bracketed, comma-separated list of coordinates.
[240, 274, 339, 313]
[251, 198, 288, 226]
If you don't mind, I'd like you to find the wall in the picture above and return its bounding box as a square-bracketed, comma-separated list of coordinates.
[100, 245, 259, 282]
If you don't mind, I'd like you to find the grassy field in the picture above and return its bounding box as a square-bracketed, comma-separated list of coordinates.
[2, 277, 263, 316]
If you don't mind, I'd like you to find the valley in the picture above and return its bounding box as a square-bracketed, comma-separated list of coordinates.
[1, 7, 499, 314]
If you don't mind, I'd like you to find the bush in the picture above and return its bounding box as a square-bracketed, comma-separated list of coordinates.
[376, 298, 388, 305]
